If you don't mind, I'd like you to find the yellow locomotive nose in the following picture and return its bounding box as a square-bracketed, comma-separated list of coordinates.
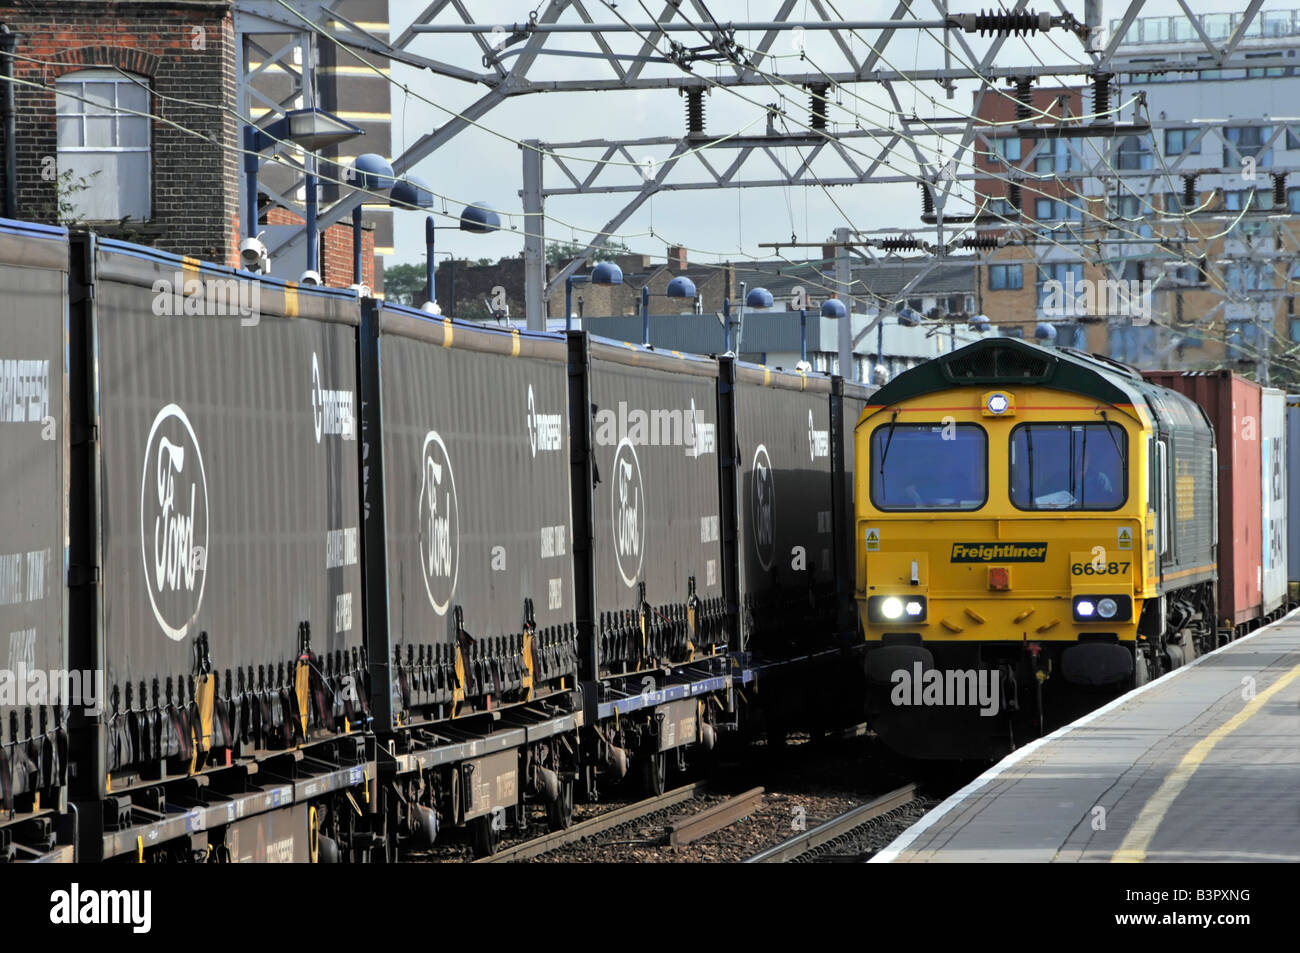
[853, 337, 1217, 760]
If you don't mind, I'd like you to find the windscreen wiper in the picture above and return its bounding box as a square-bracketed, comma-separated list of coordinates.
[1098, 411, 1124, 463]
[878, 410, 901, 472]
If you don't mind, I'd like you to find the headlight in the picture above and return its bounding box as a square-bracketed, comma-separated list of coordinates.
[868, 595, 926, 623]
[1073, 594, 1131, 622]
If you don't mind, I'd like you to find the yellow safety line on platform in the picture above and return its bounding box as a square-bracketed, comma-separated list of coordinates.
[1111, 660, 1300, 862]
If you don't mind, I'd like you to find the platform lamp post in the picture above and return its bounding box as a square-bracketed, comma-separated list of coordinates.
[390, 175, 436, 307]
[242, 109, 364, 278]
[346, 153, 395, 288]
[446, 202, 502, 316]
[728, 286, 773, 354]
[871, 305, 921, 384]
[565, 261, 623, 332]
[390, 195, 503, 314]
[820, 296, 848, 374]
[639, 275, 697, 347]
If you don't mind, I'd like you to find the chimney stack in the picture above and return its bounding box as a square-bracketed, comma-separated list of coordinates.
[666, 245, 688, 270]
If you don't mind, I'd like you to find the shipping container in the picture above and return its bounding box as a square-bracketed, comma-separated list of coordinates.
[72, 234, 366, 790]
[0, 220, 68, 816]
[573, 338, 727, 680]
[1261, 388, 1287, 614]
[363, 302, 579, 725]
[723, 361, 836, 656]
[1288, 394, 1300, 598]
[1142, 370, 1262, 629]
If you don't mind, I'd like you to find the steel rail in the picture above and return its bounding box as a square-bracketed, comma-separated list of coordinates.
[743, 783, 919, 863]
[474, 779, 712, 863]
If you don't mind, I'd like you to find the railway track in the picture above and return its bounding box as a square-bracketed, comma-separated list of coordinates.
[743, 783, 922, 863]
[475, 780, 718, 863]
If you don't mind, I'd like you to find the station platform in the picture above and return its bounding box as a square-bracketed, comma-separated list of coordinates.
[873, 610, 1300, 863]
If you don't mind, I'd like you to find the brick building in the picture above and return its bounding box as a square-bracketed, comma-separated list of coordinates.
[0, 0, 379, 287]
[543, 246, 733, 321]
[1, 1, 239, 262]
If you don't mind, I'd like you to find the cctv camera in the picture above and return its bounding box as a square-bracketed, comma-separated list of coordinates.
[795, 360, 813, 373]
[349, 283, 371, 298]
[239, 233, 269, 271]
[421, 299, 442, 315]
[300, 270, 322, 286]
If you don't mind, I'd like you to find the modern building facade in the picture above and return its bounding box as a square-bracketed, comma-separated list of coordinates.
[973, 7, 1300, 384]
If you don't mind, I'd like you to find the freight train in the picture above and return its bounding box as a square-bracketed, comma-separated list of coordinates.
[854, 337, 1292, 760]
[0, 219, 871, 862]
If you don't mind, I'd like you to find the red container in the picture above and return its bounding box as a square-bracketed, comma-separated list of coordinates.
[1142, 370, 1262, 628]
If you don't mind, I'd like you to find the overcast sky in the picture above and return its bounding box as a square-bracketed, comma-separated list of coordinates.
[381, 1, 1292, 270]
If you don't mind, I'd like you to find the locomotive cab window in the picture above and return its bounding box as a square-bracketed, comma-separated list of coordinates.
[870, 423, 987, 510]
[1009, 423, 1127, 510]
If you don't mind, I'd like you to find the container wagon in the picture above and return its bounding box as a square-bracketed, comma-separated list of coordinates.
[1142, 370, 1264, 635]
[0, 221, 69, 861]
[68, 232, 375, 862]
[567, 337, 731, 799]
[0, 218, 870, 860]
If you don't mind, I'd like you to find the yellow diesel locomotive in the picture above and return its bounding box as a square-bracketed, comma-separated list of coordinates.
[855, 338, 1217, 759]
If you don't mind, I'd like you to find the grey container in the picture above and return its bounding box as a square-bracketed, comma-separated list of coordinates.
[0, 221, 68, 795]
[580, 339, 727, 679]
[366, 304, 578, 722]
[729, 362, 836, 655]
[82, 237, 364, 780]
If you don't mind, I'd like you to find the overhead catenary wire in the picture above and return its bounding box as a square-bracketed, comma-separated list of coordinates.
[600, 5, 1300, 369]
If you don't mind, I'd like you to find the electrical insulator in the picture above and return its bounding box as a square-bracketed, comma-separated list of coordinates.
[808, 83, 830, 130]
[1014, 77, 1033, 120]
[954, 10, 1054, 36]
[878, 237, 923, 252]
[1092, 73, 1111, 117]
[684, 88, 705, 137]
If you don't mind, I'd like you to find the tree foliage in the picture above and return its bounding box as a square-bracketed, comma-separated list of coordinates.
[546, 240, 630, 267]
[382, 262, 427, 305]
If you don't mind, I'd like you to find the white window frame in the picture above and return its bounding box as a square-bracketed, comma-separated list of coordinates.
[55, 69, 152, 221]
